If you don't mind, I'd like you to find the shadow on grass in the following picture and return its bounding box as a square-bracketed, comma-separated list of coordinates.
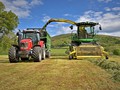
[0, 60, 9, 63]
[0, 55, 84, 63]
[0, 58, 35, 63]
[50, 56, 84, 61]
[50, 56, 68, 60]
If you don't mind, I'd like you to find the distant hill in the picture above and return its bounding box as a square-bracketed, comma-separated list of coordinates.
[51, 34, 71, 48]
[52, 34, 120, 55]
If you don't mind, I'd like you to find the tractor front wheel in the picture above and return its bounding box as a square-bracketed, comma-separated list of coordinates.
[8, 46, 19, 63]
[32, 46, 42, 62]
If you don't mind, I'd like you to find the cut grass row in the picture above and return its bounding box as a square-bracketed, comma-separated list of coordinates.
[51, 48, 120, 82]
[88, 58, 120, 82]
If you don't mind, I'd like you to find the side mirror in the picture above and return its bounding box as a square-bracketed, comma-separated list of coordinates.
[16, 32, 19, 36]
[69, 25, 73, 30]
[99, 25, 102, 30]
[16, 29, 21, 36]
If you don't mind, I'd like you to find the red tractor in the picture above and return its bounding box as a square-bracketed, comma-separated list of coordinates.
[8, 28, 51, 63]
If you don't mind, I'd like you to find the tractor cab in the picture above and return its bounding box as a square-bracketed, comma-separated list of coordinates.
[22, 30, 40, 45]
[71, 22, 101, 45]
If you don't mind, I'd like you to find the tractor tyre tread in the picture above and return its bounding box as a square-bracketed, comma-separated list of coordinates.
[32, 46, 42, 62]
[8, 46, 18, 63]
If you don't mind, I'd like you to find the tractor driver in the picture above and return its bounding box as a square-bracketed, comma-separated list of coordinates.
[78, 27, 88, 39]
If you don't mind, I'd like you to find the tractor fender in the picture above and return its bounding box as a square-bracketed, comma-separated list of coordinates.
[12, 45, 20, 50]
[32, 42, 44, 48]
[38, 40, 44, 48]
[32, 45, 41, 48]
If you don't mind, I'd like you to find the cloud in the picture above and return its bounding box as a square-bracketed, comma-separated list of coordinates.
[63, 13, 79, 18]
[101, 13, 120, 31]
[0, 0, 43, 18]
[30, 0, 43, 6]
[13, 0, 28, 7]
[105, 7, 111, 11]
[76, 11, 103, 22]
[112, 7, 120, 11]
[105, 7, 120, 11]
[42, 16, 51, 22]
[55, 26, 71, 35]
[98, 0, 112, 3]
[64, 14, 72, 17]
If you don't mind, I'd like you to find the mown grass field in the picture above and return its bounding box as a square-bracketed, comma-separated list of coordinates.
[0, 54, 120, 90]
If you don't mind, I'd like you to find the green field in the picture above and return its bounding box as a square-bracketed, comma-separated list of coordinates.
[51, 48, 68, 56]
[0, 55, 120, 90]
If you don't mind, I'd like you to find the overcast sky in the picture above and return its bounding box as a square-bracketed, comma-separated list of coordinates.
[0, 0, 120, 36]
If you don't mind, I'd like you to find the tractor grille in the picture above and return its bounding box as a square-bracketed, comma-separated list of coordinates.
[20, 42, 28, 49]
[77, 45, 102, 56]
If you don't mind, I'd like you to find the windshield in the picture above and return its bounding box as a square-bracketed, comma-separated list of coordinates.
[77, 26, 95, 39]
[23, 32, 40, 44]
[85, 26, 94, 34]
[23, 32, 35, 39]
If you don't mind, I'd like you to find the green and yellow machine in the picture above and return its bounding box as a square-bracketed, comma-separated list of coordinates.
[69, 22, 108, 59]
[42, 18, 108, 60]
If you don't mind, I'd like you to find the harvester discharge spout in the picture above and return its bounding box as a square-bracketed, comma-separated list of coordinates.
[41, 18, 76, 30]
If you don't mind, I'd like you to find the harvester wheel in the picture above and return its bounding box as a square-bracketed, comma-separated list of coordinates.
[8, 46, 19, 63]
[69, 55, 73, 60]
[42, 46, 46, 60]
[32, 46, 42, 62]
[106, 56, 109, 59]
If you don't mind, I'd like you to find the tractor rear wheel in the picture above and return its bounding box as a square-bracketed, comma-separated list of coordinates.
[8, 46, 19, 63]
[32, 46, 42, 62]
